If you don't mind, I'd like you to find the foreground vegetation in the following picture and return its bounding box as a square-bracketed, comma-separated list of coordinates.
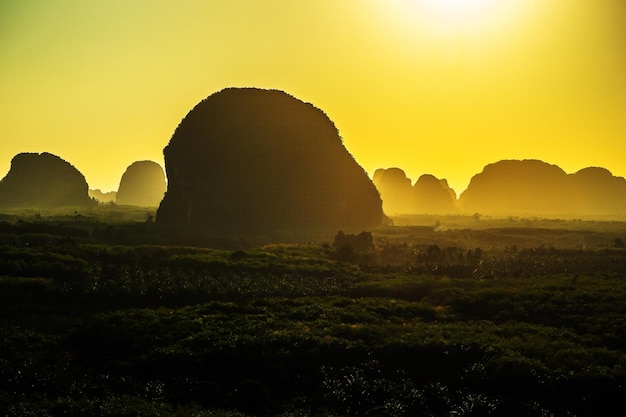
[1, 208, 626, 416]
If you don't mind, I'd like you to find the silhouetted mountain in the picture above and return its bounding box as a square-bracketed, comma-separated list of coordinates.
[413, 174, 457, 214]
[458, 159, 626, 217]
[569, 167, 626, 215]
[373, 168, 457, 215]
[156, 88, 384, 239]
[459, 160, 569, 215]
[116, 161, 166, 207]
[0, 152, 94, 208]
[440, 178, 458, 202]
[89, 189, 116, 203]
[372, 168, 414, 214]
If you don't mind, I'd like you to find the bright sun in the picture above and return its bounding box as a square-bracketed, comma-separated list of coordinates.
[384, 0, 525, 36]
[419, 0, 499, 21]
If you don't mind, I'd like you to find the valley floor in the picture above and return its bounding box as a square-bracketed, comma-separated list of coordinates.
[1, 208, 626, 416]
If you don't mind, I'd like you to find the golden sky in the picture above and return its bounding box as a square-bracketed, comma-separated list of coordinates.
[1, 0, 625, 194]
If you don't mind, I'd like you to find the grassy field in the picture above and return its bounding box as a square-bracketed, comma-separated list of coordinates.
[1, 206, 625, 416]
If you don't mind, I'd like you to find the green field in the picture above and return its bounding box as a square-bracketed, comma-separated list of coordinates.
[1, 207, 626, 416]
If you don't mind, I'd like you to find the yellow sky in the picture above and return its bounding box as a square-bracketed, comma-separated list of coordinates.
[1, 0, 625, 194]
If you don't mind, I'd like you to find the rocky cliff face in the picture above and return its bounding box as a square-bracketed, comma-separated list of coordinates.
[0, 152, 94, 208]
[116, 160, 166, 207]
[156, 88, 384, 238]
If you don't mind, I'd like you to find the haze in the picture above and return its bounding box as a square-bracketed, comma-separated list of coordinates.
[1, 0, 625, 194]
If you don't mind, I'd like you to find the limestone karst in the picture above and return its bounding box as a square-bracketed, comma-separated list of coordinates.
[569, 167, 626, 215]
[0, 152, 94, 208]
[373, 168, 457, 215]
[413, 174, 457, 214]
[458, 159, 626, 217]
[116, 160, 166, 207]
[156, 88, 384, 238]
[89, 189, 117, 203]
[372, 168, 414, 214]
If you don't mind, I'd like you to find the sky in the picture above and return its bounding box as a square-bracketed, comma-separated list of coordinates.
[1, 0, 625, 194]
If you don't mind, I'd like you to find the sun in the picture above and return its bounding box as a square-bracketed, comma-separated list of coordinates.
[383, 0, 526, 37]
[419, 0, 499, 21]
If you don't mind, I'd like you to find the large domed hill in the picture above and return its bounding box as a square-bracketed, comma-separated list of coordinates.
[116, 160, 166, 207]
[458, 159, 570, 216]
[156, 88, 384, 239]
[0, 152, 94, 208]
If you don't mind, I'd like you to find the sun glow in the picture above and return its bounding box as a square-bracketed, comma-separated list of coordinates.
[420, 0, 498, 20]
[1, 1, 625, 196]
[384, 0, 529, 38]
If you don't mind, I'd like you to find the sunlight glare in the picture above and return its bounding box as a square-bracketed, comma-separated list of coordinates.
[383, 0, 526, 36]
[420, 0, 498, 20]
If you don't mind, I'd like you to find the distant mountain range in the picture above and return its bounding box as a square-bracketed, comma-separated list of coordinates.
[2, 152, 625, 220]
[458, 159, 626, 217]
[374, 159, 626, 218]
[0, 153, 166, 208]
[373, 168, 456, 215]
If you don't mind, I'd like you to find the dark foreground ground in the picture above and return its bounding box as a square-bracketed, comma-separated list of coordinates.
[1, 208, 626, 416]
